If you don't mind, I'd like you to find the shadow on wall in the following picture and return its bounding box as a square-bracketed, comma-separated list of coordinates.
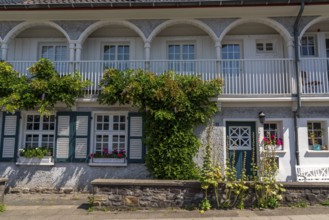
[0, 163, 150, 192]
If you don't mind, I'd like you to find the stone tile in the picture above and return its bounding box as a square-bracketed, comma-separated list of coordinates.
[269, 216, 291, 220]
[288, 215, 313, 220]
[309, 214, 329, 220]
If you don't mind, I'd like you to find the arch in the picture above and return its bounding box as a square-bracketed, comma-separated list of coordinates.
[147, 19, 218, 43]
[300, 16, 329, 38]
[3, 21, 71, 43]
[219, 18, 292, 43]
[78, 20, 147, 45]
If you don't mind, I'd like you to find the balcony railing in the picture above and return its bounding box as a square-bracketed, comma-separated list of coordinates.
[7, 59, 298, 96]
[300, 58, 329, 94]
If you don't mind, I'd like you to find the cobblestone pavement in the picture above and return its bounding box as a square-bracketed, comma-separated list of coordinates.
[1, 193, 329, 220]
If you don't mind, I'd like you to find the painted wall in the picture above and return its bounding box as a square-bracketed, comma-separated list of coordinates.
[0, 163, 149, 191]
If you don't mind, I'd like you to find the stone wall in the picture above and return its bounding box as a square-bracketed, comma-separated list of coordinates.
[91, 179, 329, 209]
[0, 178, 7, 204]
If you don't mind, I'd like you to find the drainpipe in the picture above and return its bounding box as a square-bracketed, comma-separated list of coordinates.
[293, 0, 305, 166]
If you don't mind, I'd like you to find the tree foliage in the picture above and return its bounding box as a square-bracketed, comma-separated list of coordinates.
[0, 59, 90, 115]
[98, 69, 223, 179]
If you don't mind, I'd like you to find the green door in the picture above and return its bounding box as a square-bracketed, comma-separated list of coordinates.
[226, 121, 256, 180]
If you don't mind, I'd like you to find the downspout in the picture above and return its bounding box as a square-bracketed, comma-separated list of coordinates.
[293, 0, 305, 166]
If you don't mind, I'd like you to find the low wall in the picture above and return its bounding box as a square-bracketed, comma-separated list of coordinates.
[0, 178, 7, 204]
[0, 163, 149, 192]
[91, 179, 329, 209]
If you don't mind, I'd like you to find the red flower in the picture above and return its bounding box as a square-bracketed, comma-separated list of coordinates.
[117, 153, 124, 158]
[90, 153, 94, 158]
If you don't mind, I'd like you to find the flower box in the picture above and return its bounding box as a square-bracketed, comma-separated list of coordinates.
[264, 145, 283, 151]
[92, 158, 126, 164]
[16, 156, 54, 166]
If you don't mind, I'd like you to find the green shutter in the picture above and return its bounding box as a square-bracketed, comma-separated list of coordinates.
[0, 112, 20, 162]
[55, 112, 91, 162]
[128, 113, 145, 163]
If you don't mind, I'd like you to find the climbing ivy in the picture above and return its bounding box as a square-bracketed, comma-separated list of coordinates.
[0, 59, 90, 115]
[98, 69, 223, 179]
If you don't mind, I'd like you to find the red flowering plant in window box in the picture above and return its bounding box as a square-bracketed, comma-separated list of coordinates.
[90, 149, 126, 158]
[263, 131, 283, 151]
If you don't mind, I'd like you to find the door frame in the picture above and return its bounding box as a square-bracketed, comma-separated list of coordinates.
[225, 121, 257, 178]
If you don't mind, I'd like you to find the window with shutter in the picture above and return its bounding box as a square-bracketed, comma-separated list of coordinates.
[55, 112, 91, 162]
[128, 113, 145, 163]
[92, 113, 127, 158]
[0, 112, 20, 161]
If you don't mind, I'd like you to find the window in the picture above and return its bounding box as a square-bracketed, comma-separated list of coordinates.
[256, 42, 273, 53]
[41, 45, 67, 61]
[222, 43, 241, 75]
[307, 122, 325, 150]
[24, 114, 55, 152]
[168, 44, 195, 72]
[263, 122, 283, 150]
[103, 44, 129, 70]
[41, 45, 68, 72]
[94, 113, 127, 155]
[301, 35, 316, 57]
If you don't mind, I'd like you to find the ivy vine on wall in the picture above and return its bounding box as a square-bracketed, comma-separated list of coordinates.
[98, 69, 223, 179]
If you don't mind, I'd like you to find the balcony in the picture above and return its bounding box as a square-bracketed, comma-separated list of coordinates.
[8, 58, 325, 97]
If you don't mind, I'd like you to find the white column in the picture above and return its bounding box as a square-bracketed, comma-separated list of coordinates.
[287, 38, 294, 59]
[1, 43, 8, 61]
[144, 41, 151, 70]
[215, 41, 222, 60]
[69, 42, 75, 62]
[215, 41, 222, 76]
[76, 43, 82, 62]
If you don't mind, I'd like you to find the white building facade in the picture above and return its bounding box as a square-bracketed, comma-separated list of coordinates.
[0, 0, 329, 190]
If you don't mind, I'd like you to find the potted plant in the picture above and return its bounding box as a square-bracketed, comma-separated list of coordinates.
[263, 131, 283, 151]
[17, 147, 53, 165]
[90, 149, 126, 163]
[309, 132, 321, 151]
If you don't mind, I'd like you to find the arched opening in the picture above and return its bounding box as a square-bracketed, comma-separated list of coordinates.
[299, 18, 329, 94]
[7, 25, 69, 62]
[219, 20, 292, 95]
[147, 21, 217, 75]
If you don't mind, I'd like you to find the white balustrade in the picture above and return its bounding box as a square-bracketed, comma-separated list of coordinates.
[6, 59, 298, 96]
[296, 165, 329, 182]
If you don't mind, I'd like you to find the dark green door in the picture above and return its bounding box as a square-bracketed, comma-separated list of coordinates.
[226, 121, 256, 180]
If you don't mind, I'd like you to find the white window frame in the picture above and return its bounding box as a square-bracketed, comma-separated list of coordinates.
[102, 43, 130, 70]
[167, 42, 196, 72]
[263, 121, 284, 150]
[221, 41, 242, 75]
[301, 35, 317, 57]
[22, 113, 56, 152]
[256, 40, 274, 53]
[39, 43, 68, 61]
[307, 121, 327, 150]
[92, 112, 128, 155]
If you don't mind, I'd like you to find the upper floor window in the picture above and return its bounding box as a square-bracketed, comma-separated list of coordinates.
[93, 113, 127, 156]
[24, 114, 55, 152]
[41, 45, 67, 61]
[256, 41, 274, 53]
[103, 44, 129, 70]
[222, 43, 241, 75]
[168, 44, 195, 72]
[301, 35, 317, 57]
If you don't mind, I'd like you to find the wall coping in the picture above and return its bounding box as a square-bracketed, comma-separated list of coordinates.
[92, 179, 329, 189]
[91, 179, 201, 187]
[0, 178, 8, 183]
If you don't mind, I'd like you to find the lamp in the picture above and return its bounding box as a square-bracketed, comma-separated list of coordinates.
[258, 112, 266, 124]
